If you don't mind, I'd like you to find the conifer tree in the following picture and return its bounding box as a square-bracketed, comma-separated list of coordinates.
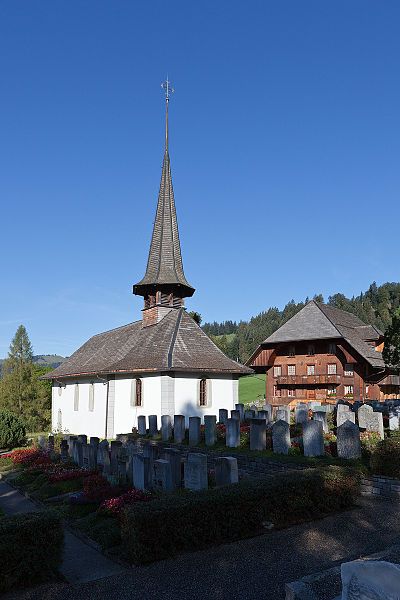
[383, 309, 400, 372]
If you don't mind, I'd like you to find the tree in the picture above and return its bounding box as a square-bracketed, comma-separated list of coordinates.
[383, 308, 400, 371]
[188, 311, 202, 325]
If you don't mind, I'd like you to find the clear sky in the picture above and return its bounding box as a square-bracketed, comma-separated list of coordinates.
[1, 1, 399, 357]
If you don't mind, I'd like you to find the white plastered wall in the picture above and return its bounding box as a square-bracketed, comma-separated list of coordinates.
[113, 374, 162, 435]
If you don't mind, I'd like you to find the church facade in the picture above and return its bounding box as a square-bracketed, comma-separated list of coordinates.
[46, 85, 252, 438]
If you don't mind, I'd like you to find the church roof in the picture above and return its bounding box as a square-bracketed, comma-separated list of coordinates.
[44, 309, 252, 379]
[257, 300, 385, 369]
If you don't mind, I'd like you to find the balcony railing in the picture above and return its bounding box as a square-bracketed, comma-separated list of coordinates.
[276, 374, 341, 385]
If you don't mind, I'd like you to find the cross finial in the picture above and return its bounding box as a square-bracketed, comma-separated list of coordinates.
[161, 77, 174, 152]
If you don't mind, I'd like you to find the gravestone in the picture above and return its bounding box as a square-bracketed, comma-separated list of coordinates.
[357, 404, 373, 428]
[152, 459, 174, 492]
[89, 437, 99, 464]
[257, 410, 269, 422]
[148, 415, 158, 436]
[60, 440, 69, 462]
[337, 421, 361, 459]
[303, 420, 324, 457]
[143, 441, 159, 465]
[161, 415, 172, 441]
[117, 458, 128, 484]
[174, 415, 185, 443]
[313, 410, 328, 433]
[337, 411, 356, 428]
[102, 445, 111, 476]
[37, 435, 46, 450]
[244, 409, 256, 420]
[215, 457, 239, 486]
[204, 415, 216, 446]
[219, 408, 228, 425]
[163, 448, 182, 488]
[110, 440, 123, 474]
[341, 560, 400, 600]
[235, 403, 244, 421]
[263, 404, 273, 421]
[226, 418, 240, 448]
[184, 453, 208, 491]
[97, 439, 109, 467]
[137, 415, 147, 435]
[250, 419, 266, 451]
[189, 416, 201, 446]
[365, 411, 384, 439]
[295, 406, 308, 425]
[389, 413, 399, 431]
[77, 434, 87, 445]
[272, 420, 290, 455]
[73, 441, 83, 467]
[276, 407, 290, 424]
[48, 435, 55, 451]
[68, 436, 77, 457]
[231, 410, 240, 421]
[132, 454, 151, 491]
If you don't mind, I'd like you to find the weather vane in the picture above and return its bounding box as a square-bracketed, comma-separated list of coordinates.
[161, 77, 174, 102]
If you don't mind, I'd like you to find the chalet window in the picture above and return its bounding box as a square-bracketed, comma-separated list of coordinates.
[273, 385, 281, 397]
[365, 385, 369, 398]
[307, 364, 315, 376]
[89, 383, 94, 412]
[58, 385, 63, 397]
[74, 384, 79, 411]
[344, 385, 354, 396]
[132, 379, 142, 407]
[327, 363, 337, 375]
[199, 378, 207, 406]
[328, 343, 336, 355]
[344, 363, 354, 376]
[273, 366, 282, 377]
[287, 388, 295, 397]
[327, 385, 336, 396]
[288, 364, 296, 376]
[288, 345, 295, 357]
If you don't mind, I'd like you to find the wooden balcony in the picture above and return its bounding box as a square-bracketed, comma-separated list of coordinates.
[276, 374, 341, 386]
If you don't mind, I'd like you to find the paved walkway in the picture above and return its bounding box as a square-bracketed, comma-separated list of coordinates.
[0, 480, 126, 584]
[2, 483, 400, 600]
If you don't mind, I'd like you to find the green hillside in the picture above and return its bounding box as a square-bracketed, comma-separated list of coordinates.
[239, 374, 266, 405]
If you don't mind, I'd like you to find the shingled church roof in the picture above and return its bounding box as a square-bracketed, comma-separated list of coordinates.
[44, 309, 252, 379]
[257, 300, 385, 369]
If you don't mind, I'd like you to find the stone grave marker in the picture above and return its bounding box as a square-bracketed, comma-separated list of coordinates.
[276, 407, 290, 424]
[226, 418, 240, 448]
[189, 416, 201, 446]
[163, 448, 182, 488]
[365, 411, 384, 440]
[235, 403, 244, 421]
[231, 409, 240, 421]
[73, 441, 83, 467]
[77, 434, 87, 445]
[117, 457, 128, 484]
[132, 454, 151, 491]
[337, 421, 361, 459]
[184, 453, 208, 491]
[148, 415, 158, 436]
[204, 415, 216, 446]
[48, 435, 55, 451]
[143, 441, 159, 466]
[244, 409, 256, 420]
[295, 406, 308, 425]
[110, 440, 123, 474]
[257, 410, 269, 422]
[303, 420, 324, 457]
[152, 459, 174, 492]
[389, 413, 399, 431]
[341, 559, 400, 600]
[219, 408, 228, 425]
[68, 436, 77, 457]
[357, 404, 373, 428]
[272, 420, 290, 455]
[337, 411, 356, 428]
[161, 415, 172, 441]
[215, 457, 239, 486]
[250, 419, 266, 451]
[263, 403, 272, 421]
[60, 440, 69, 462]
[137, 415, 147, 435]
[174, 415, 185, 443]
[102, 446, 111, 476]
[313, 410, 328, 433]
[37, 435, 46, 450]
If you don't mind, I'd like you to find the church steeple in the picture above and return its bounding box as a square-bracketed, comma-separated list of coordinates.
[133, 79, 195, 326]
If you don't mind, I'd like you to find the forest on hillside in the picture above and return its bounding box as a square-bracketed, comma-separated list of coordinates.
[202, 282, 400, 363]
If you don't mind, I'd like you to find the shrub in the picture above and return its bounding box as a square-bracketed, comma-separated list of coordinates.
[370, 438, 400, 479]
[121, 466, 360, 564]
[360, 431, 381, 461]
[0, 411, 26, 449]
[0, 510, 63, 593]
[99, 489, 152, 517]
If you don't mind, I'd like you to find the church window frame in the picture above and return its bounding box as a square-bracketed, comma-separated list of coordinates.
[131, 378, 143, 407]
[199, 378, 207, 407]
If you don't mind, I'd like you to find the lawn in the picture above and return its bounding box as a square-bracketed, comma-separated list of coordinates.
[239, 374, 266, 405]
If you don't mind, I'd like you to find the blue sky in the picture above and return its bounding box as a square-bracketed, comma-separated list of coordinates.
[0, 1, 399, 357]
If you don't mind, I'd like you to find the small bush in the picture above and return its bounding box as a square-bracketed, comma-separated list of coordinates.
[0, 411, 26, 449]
[121, 466, 360, 564]
[0, 510, 64, 593]
[370, 438, 400, 479]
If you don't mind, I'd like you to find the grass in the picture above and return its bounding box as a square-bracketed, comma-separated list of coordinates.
[239, 374, 266, 405]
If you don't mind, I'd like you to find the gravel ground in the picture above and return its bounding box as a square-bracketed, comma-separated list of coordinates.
[4, 496, 400, 600]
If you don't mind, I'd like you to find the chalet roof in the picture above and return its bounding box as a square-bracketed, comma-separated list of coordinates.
[259, 300, 385, 369]
[44, 309, 252, 379]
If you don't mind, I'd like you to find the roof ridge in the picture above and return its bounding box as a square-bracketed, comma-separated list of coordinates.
[314, 302, 355, 334]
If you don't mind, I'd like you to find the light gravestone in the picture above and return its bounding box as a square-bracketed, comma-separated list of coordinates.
[357, 404, 373, 428]
[226, 418, 240, 448]
[163, 448, 182, 488]
[137, 415, 147, 435]
[263, 404, 272, 422]
[152, 459, 174, 492]
[219, 409, 228, 425]
[313, 411, 328, 433]
[235, 403, 244, 421]
[148, 415, 158, 436]
[204, 415, 216, 446]
[132, 454, 151, 491]
[184, 453, 208, 491]
[365, 411, 384, 440]
[303, 421, 324, 457]
[341, 560, 400, 600]
[276, 407, 290, 424]
[295, 406, 308, 425]
[337, 411, 356, 428]
[389, 413, 399, 431]
[250, 419, 266, 451]
[37, 435, 46, 450]
[174, 415, 185, 443]
[215, 457, 238, 486]
[189, 416, 201, 446]
[161, 415, 172, 441]
[337, 421, 361, 459]
[272, 420, 290, 455]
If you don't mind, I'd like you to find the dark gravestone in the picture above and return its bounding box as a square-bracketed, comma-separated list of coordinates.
[219, 409, 228, 425]
[337, 421, 361, 459]
[137, 415, 147, 435]
[189, 416, 201, 446]
[184, 453, 208, 491]
[174, 415, 185, 444]
[161, 415, 172, 442]
[250, 419, 266, 451]
[215, 457, 239, 486]
[272, 420, 290, 455]
[204, 415, 216, 446]
[303, 421, 324, 457]
[163, 448, 182, 488]
[235, 403, 244, 421]
[226, 418, 240, 448]
[152, 459, 174, 492]
[148, 415, 158, 436]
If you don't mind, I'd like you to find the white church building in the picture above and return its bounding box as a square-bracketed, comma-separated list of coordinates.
[46, 82, 252, 438]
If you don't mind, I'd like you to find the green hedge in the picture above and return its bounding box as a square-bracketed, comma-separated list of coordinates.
[121, 466, 359, 564]
[0, 511, 64, 593]
[371, 438, 400, 478]
[0, 411, 26, 449]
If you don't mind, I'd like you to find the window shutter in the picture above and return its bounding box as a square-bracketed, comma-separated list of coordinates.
[206, 379, 212, 407]
[89, 383, 94, 412]
[74, 384, 79, 411]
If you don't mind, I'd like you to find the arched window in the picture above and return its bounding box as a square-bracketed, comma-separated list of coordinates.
[89, 383, 95, 412]
[74, 383, 79, 411]
[135, 379, 142, 407]
[199, 378, 207, 407]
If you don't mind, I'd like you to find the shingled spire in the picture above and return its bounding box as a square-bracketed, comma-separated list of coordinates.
[133, 79, 195, 326]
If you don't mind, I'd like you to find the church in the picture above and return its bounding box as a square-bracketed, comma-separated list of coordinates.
[46, 82, 252, 438]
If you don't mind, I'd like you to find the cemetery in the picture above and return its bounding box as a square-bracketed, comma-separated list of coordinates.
[1, 398, 400, 595]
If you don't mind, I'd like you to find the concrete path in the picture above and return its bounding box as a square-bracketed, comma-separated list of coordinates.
[0, 480, 127, 584]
